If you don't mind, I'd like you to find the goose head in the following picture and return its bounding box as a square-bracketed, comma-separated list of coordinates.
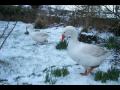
[61, 26, 79, 42]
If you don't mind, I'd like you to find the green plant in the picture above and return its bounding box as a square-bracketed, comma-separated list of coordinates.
[51, 67, 69, 77]
[106, 37, 120, 70]
[107, 68, 120, 81]
[44, 72, 57, 85]
[78, 34, 97, 44]
[94, 68, 120, 83]
[105, 36, 120, 50]
[44, 66, 69, 84]
[56, 40, 68, 50]
[62, 67, 70, 77]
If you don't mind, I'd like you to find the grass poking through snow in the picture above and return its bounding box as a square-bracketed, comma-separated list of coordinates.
[44, 66, 69, 84]
[94, 68, 120, 83]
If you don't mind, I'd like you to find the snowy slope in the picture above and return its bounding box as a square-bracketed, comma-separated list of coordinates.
[0, 21, 120, 85]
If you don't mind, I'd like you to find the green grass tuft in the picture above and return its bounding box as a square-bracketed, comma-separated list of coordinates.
[44, 66, 69, 84]
[51, 67, 69, 77]
[105, 36, 120, 50]
[94, 68, 120, 83]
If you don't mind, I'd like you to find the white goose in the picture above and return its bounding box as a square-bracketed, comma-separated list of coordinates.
[26, 26, 49, 44]
[61, 26, 110, 75]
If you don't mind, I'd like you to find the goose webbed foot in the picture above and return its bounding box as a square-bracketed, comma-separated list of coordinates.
[80, 69, 88, 76]
[80, 67, 95, 76]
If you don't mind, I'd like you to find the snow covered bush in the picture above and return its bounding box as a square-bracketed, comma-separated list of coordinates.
[94, 68, 120, 83]
[78, 27, 98, 44]
[56, 40, 68, 50]
[78, 34, 97, 44]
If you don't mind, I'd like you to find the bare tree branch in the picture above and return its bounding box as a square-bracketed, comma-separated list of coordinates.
[0, 21, 17, 50]
[0, 22, 9, 38]
[104, 5, 120, 19]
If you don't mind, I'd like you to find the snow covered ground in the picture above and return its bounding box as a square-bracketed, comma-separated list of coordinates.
[0, 21, 120, 85]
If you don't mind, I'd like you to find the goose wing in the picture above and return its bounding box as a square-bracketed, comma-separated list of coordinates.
[81, 44, 107, 57]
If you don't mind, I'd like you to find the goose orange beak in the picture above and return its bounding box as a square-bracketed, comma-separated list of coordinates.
[61, 34, 65, 41]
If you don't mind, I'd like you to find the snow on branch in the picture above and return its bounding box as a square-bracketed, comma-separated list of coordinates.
[104, 5, 120, 19]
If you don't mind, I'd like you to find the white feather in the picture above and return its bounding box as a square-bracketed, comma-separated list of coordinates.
[63, 26, 111, 68]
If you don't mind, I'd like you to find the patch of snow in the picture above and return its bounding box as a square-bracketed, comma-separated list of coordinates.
[81, 32, 96, 36]
[0, 21, 119, 85]
[98, 32, 114, 40]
